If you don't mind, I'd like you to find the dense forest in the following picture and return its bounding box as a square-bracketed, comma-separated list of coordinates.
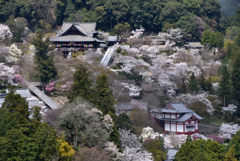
[0, 0, 226, 41]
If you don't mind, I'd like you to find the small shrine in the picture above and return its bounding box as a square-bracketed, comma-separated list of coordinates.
[153, 103, 203, 135]
[50, 22, 104, 57]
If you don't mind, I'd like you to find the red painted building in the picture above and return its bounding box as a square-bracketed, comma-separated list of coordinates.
[157, 103, 203, 135]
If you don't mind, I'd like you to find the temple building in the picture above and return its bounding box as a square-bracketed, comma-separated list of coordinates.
[151, 103, 203, 135]
[50, 22, 104, 57]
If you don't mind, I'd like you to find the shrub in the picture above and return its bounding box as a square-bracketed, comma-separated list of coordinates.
[143, 138, 166, 161]
[116, 47, 122, 53]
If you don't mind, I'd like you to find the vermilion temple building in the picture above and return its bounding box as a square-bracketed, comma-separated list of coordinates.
[152, 103, 203, 135]
[50, 22, 104, 57]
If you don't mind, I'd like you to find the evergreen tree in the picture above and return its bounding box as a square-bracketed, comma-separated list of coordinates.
[31, 32, 58, 85]
[0, 90, 60, 160]
[94, 73, 116, 115]
[1, 88, 30, 126]
[198, 69, 207, 91]
[179, 78, 187, 94]
[231, 51, 240, 104]
[188, 73, 199, 94]
[175, 139, 225, 161]
[218, 65, 231, 106]
[224, 146, 237, 161]
[67, 66, 93, 102]
[233, 9, 240, 27]
[206, 77, 213, 94]
[227, 130, 240, 159]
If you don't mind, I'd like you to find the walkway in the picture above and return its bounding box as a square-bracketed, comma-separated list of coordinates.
[26, 82, 60, 110]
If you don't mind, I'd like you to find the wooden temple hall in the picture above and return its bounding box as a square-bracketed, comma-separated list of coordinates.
[50, 22, 104, 57]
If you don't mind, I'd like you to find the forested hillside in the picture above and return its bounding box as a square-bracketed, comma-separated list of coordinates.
[0, 0, 224, 40]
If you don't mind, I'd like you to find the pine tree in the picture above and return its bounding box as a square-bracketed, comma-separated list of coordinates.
[198, 69, 207, 91]
[231, 51, 240, 103]
[67, 66, 93, 102]
[206, 77, 213, 94]
[31, 32, 58, 85]
[218, 65, 231, 106]
[94, 73, 116, 115]
[1, 88, 30, 126]
[188, 73, 199, 94]
[179, 78, 187, 94]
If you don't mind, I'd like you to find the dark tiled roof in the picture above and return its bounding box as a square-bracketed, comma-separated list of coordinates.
[50, 35, 100, 42]
[162, 103, 193, 113]
[158, 112, 203, 122]
[57, 22, 97, 37]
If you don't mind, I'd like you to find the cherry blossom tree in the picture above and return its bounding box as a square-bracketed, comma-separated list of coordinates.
[104, 142, 124, 160]
[126, 47, 140, 56]
[45, 81, 55, 92]
[0, 24, 13, 41]
[0, 63, 15, 84]
[13, 74, 25, 85]
[121, 82, 142, 97]
[158, 28, 183, 42]
[222, 104, 237, 114]
[119, 129, 153, 161]
[219, 123, 240, 139]
[130, 28, 145, 40]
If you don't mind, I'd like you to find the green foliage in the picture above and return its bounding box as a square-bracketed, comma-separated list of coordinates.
[67, 66, 93, 102]
[160, 1, 185, 24]
[218, 65, 231, 106]
[231, 51, 240, 103]
[188, 73, 199, 94]
[162, 22, 173, 32]
[114, 22, 131, 37]
[233, 9, 240, 27]
[175, 139, 225, 161]
[183, 0, 201, 16]
[0, 0, 224, 34]
[31, 32, 58, 84]
[6, 16, 27, 42]
[189, 101, 209, 117]
[115, 113, 133, 130]
[110, 124, 121, 149]
[227, 130, 240, 159]
[226, 26, 240, 40]
[143, 137, 166, 161]
[201, 30, 224, 50]
[116, 47, 122, 53]
[0, 91, 59, 160]
[104, 0, 129, 25]
[224, 146, 237, 161]
[175, 13, 201, 41]
[234, 34, 240, 47]
[200, 0, 221, 22]
[94, 73, 116, 115]
[1, 89, 30, 126]
[210, 31, 224, 50]
[201, 29, 212, 46]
